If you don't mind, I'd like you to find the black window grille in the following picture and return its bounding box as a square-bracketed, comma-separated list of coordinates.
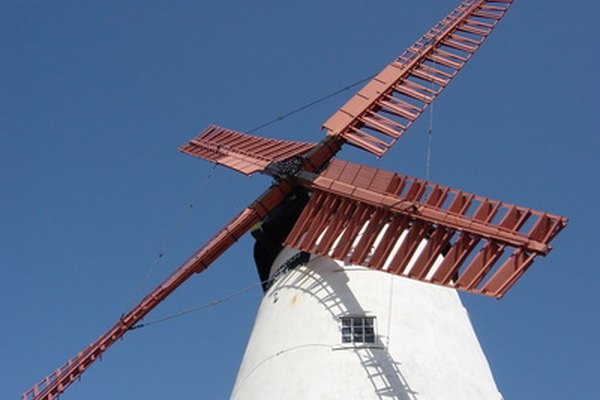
[340, 316, 376, 344]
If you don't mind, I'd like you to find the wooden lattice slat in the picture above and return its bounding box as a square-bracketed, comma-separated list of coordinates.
[179, 125, 316, 175]
[323, 0, 514, 157]
[287, 160, 567, 298]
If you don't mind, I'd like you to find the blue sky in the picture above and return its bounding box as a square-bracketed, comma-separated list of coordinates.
[2, 1, 599, 399]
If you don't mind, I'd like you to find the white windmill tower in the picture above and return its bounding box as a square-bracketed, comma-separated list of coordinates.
[22, 1, 567, 399]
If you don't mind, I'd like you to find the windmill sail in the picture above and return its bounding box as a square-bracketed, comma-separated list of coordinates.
[323, 0, 513, 157]
[285, 160, 566, 298]
[20, 182, 294, 400]
[180, 125, 316, 175]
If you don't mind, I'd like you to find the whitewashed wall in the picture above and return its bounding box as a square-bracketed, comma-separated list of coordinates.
[231, 248, 502, 400]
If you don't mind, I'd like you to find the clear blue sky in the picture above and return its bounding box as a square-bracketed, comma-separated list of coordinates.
[2, 1, 599, 399]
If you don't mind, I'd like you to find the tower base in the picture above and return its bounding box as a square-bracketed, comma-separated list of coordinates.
[231, 249, 502, 400]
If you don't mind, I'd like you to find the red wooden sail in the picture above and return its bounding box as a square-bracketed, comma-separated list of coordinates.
[20, 183, 294, 400]
[286, 160, 567, 298]
[180, 125, 316, 175]
[323, 0, 513, 157]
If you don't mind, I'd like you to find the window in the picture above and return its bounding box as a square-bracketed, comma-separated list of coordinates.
[340, 316, 376, 344]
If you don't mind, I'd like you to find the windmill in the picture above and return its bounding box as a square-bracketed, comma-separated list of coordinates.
[22, 0, 568, 399]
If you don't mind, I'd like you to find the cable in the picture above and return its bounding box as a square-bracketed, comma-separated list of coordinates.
[130, 74, 379, 326]
[385, 273, 394, 348]
[130, 254, 323, 330]
[425, 61, 436, 181]
[246, 74, 375, 134]
[130, 271, 276, 330]
[426, 101, 433, 180]
[127, 164, 218, 310]
[130, 268, 274, 330]
[130, 281, 260, 330]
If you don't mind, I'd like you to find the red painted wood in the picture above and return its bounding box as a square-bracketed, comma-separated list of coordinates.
[285, 160, 566, 298]
[323, 0, 514, 157]
[23, 2, 570, 398]
[179, 125, 316, 175]
[22, 182, 294, 400]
